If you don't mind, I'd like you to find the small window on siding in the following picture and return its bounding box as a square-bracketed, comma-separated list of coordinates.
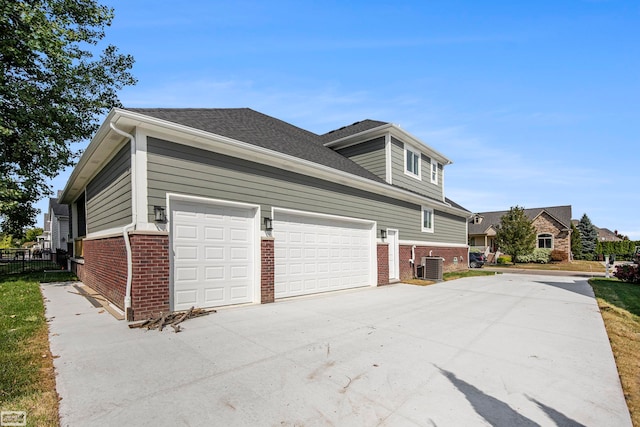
[404, 144, 421, 179]
[430, 159, 438, 184]
[422, 207, 434, 233]
[538, 233, 553, 249]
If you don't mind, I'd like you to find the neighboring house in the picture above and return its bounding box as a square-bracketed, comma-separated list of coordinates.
[468, 205, 572, 261]
[60, 108, 471, 320]
[48, 196, 70, 252]
[571, 220, 622, 242]
[38, 213, 51, 251]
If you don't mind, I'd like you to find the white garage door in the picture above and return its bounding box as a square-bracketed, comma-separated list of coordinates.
[274, 210, 375, 298]
[171, 199, 257, 311]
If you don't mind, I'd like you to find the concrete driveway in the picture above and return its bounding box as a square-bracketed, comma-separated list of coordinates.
[43, 274, 631, 426]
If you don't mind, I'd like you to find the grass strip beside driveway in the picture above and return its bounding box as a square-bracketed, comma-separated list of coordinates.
[590, 278, 640, 426]
[492, 260, 605, 272]
[0, 274, 63, 427]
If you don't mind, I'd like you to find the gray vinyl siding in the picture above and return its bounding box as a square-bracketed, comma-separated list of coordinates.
[147, 137, 466, 244]
[86, 142, 132, 233]
[390, 137, 443, 201]
[335, 137, 386, 180]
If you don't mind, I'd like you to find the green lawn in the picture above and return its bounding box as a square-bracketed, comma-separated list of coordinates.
[0, 273, 70, 427]
[589, 278, 640, 426]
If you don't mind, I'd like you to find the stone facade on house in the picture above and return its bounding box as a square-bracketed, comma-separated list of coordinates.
[468, 205, 573, 262]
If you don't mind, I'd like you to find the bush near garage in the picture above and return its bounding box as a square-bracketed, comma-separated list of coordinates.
[613, 265, 640, 284]
[517, 248, 552, 264]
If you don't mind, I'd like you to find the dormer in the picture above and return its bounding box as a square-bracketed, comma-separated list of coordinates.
[322, 121, 452, 202]
[473, 214, 484, 224]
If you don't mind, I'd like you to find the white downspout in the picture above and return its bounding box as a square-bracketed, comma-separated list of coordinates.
[109, 122, 137, 320]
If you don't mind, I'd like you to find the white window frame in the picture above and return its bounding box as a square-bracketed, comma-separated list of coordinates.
[430, 159, 438, 184]
[537, 233, 553, 249]
[421, 206, 434, 233]
[404, 143, 421, 180]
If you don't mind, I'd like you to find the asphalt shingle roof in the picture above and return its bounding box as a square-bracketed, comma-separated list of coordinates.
[125, 108, 468, 211]
[127, 108, 386, 183]
[49, 198, 69, 217]
[469, 205, 572, 234]
[319, 119, 388, 144]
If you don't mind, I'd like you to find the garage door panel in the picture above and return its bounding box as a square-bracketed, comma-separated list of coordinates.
[204, 287, 224, 303]
[230, 246, 249, 260]
[274, 211, 374, 299]
[204, 226, 224, 240]
[175, 289, 197, 305]
[205, 246, 224, 260]
[230, 265, 249, 279]
[175, 245, 198, 260]
[172, 200, 255, 311]
[230, 285, 249, 299]
[175, 224, 198, 239]
[205, 266, 224, 280]
[175, 266, 198, 281]
[230, 227, 250, 242]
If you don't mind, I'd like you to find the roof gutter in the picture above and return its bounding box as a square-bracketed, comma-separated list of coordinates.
[108, 121, 136, 321]
[112, 109, 468, 218]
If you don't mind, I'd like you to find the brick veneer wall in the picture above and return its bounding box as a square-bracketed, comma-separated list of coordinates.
[377, 244, 390, 285]
[79, 236, 128, 310]
[399, 245, 468, 281]
[261, 238, 275, 303]
[532, 213, 571, 261]
[129, 233, 170, 320]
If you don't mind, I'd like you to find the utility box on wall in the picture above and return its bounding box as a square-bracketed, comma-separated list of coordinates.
[421, 256, 443, 281]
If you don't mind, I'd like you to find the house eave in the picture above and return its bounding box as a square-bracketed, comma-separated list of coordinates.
[323, 123, 453, 166]
[62, 108, 468, 218]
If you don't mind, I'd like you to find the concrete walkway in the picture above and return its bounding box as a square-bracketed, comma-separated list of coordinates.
[43, 274, 631, 426]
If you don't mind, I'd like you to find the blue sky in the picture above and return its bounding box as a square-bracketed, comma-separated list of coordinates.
[37, 0, 640, 239]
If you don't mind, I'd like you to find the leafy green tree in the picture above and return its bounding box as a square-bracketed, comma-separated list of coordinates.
[495, 206, 537, 263]
[576, 214, 598, 260]
[21, 227, 44, 245]
[0, 234, 15, 249]
[1, 0, 136, 237]
[570, 223, 582, 260]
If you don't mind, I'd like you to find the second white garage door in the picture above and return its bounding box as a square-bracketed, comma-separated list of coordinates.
[274, 209, 375, 298]
[171, 198, 258, 311]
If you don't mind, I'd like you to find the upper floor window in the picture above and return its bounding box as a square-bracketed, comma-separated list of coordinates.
[422, 206, 434, 233]
[538, 233, 553, 249]
[430, 159, 438, 184]
[404, 144, 421, 179]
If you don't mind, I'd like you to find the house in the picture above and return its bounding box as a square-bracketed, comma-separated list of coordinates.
[468, 205, 572, 261]
[37, 213, 51, 251]
[570, 220, 622, 242]
[47, 196, 70, 252]
[60, 108, 471, 320]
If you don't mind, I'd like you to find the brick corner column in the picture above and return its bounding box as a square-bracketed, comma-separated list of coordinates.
[261, 238, 275, 303]
[377, 243, 390, 286]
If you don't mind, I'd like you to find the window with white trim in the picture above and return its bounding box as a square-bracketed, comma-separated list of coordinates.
[430, 159, 438, 184]
[404, 144, 421, 179]
[422, 207, 434, 233]
[538, 233, 553, 249]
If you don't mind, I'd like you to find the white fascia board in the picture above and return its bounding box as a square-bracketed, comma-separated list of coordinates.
[60, 108, 130, 204]
[324, 123, 453, 166]
[71, 109, 468, 218]
[120, 109, 466, 217]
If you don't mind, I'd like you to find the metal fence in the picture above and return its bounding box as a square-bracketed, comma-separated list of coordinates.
[0, 248, 68, 276]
